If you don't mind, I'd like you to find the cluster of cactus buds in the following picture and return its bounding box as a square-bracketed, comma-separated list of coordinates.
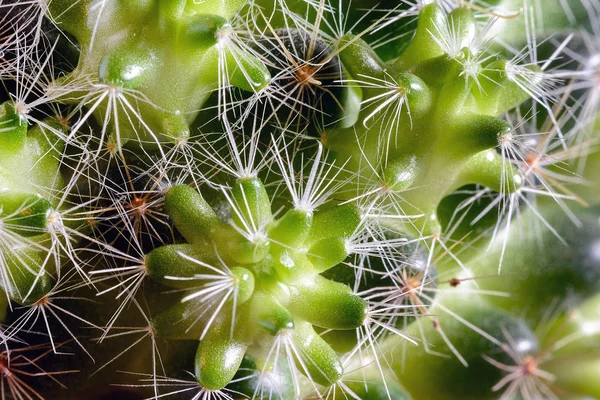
[0, 0, 599, 399]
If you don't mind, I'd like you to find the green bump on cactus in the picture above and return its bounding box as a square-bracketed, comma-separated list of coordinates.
[47, 0, 271, 146]
[0, 101, 27, 153]
[0, 102, 66, 196]
[325, 5, 530, 235]
[1, 250, 54, 306]
[0, 194, 54, 237]
[292, 320, 344, 386]
[146, 179, 369, 390]
[0, 100, 67, 306]
[194, 326, 248, 390]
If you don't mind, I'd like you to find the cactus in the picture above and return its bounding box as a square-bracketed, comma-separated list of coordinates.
[0, 0, 599, 399]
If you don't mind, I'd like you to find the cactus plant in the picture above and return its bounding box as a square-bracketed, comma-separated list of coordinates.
[0, 0, 599, 399]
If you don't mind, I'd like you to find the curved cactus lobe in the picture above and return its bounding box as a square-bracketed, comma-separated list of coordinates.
[538, 293, 600, 398]
[468, 204, 600, 321]
[194, 323, 249, 391]
[268, 209, 313, 249]
[163, 184, 224, 243]
[293, 320, 344, 386]
[0, 102, 67, 306]
[390, 294, 539, 400]
[0, 250, 54, 305]
[546, 357, 600, 399]
[545, 293, 600, 359]
[0, 102, 66, 196]
[0, 194, 54, 237]
[324, 5, 531, 236]
[147, 180, 370, 390]
[146, 244, 221, 289]
[47, 0, 271, 146]
[0, 101, 28, 154]
[287, 275, 367, 330]
[226, 352, 296, 398]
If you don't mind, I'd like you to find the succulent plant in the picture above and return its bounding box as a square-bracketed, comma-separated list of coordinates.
[0, 0, 599, 399]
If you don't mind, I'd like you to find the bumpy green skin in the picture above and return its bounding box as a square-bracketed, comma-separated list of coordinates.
[48, 0, 270, 146]
[469, 204, 600, 321]
[1, 1, 599, 399]
[384, 201, 600, 400]
[0, 102, 65, 196]
[146, 181, 367, 390]
[325, 5, 526, 235]
[495, 0, 599, 46]
[542, 294, 600, 398]
[391, 293, 539, 400]
[0, 101, 64, 304]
